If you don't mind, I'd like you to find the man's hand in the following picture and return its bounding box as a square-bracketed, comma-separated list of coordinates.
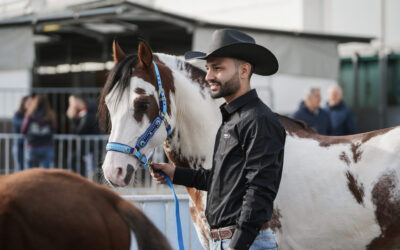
[149, 162, 175, 184]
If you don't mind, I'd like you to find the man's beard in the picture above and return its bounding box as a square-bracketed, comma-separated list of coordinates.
[209, 71, 241, 99]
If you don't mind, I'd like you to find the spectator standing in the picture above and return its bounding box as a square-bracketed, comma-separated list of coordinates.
[12, 95, 32, 171]
[21, 94, 57, 168]
[66, 94, 100, 135]
[66, 94, 100, 177]
[324, 85, 357, 135]
[293, 87, 331, 135]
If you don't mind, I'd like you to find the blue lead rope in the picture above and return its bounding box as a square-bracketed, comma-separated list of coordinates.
[147, 151, 184, 250]
[164, 173, 185, 250]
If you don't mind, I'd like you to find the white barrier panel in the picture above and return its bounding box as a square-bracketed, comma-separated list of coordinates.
[124, 195, 203, 250]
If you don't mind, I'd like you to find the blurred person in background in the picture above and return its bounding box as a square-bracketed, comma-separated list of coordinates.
[292, 87, 331, 135]
[66, 94, 100, 135]
[12, 95, 32, 171]
[324, 84, 356, 135]
[66, 94, 100, 177]
[21, 94, 57, 169]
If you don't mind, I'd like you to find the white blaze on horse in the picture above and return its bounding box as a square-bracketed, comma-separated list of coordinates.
[0, 169, 171, 250]
[99, 40, 400, 250]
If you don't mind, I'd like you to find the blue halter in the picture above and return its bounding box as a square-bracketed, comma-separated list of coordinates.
[105, 61, 184, 250]
[106, 61, 172, 169]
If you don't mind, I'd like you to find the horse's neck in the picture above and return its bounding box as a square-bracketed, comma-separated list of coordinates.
[158, 54, 222, 170]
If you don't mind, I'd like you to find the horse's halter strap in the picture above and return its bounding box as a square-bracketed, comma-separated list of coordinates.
[106, 61, 172, 168]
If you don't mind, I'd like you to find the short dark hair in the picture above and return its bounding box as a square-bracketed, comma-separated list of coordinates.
[233, 59, 253, 80]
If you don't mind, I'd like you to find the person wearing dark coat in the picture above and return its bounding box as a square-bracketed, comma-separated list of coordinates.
[12, 96, 32, 171]
[292, 87, 331, 135]
[66, 94, 100, 177]
[21, 94, 57, 169]
[67, 95, 100, 135]
[324, 85, 356, 135]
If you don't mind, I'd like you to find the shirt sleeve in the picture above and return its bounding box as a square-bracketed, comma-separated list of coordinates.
[173, 166, 211, 191]
[229, 114, 286, 250]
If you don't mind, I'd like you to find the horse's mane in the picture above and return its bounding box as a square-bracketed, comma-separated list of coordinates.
[98, 54, 138, 132]
[276, 114, 317, 134]
[277, 113, 397, 147]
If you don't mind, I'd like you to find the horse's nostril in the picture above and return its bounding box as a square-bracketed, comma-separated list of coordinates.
[116, 167, 123, 177]
[124, 164, 135, 185]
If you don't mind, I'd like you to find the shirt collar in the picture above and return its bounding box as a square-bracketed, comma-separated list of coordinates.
[220, 89, 258, 117]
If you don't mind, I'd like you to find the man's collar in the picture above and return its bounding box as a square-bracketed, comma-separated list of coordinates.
[220, 89, 258, 115]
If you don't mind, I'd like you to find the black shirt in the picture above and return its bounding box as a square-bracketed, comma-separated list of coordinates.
[173, 89, 286, 249]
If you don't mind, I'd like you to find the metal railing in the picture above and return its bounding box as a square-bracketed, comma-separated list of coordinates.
[124, 195, 203, 250]
[0, 133, 176, 193]
[0, 87, 102, 133]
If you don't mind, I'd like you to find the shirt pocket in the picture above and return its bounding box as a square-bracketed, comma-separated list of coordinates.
[218, 126, 240, 156]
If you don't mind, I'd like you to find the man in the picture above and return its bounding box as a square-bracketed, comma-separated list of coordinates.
[151, 29, 286, 250]
[66, 94, 100, 135]
[292, 87, 331, 135]
[324, 85, 356, 135]
[66, 94, 100, 176]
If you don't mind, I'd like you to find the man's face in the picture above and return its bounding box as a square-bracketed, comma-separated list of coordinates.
[69, 96, 78, 110]
[327, 87, 342, 107]
[205, 57, 241, 99]
[69, 96, 84, 110]
[308, 90, 321, 110]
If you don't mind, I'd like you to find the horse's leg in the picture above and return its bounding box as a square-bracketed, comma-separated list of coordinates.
[187, 188, 211, 250]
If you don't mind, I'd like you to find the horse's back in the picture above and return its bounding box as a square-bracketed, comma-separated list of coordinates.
[276, 115, 400, 249]
[0, 169, 171, 250]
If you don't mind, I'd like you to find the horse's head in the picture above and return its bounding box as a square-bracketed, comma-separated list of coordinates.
[99, 40, 174, 187]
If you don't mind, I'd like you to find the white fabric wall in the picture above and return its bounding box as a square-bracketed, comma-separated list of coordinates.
[193, 27, 339, 80]
[0, 27, 34, 70]
[0, 27, 33, 118]
[192, 27, 338, 114]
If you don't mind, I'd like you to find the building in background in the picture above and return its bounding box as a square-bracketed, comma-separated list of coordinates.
[1, 0, 399, 133]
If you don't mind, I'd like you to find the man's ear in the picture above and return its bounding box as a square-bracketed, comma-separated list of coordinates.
[138, 40, 153, 68]
[239, 62, 252, 80]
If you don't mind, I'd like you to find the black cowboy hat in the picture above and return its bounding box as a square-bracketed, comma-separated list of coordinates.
[184, 29, 278, 76]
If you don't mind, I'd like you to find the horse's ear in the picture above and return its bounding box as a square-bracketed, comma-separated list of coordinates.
[138, 40, 153, 68]
[113, 40, 126, 64]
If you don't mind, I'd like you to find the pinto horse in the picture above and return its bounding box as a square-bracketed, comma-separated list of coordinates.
[0, 169, 171, 250]
[99, 40, 400, 250]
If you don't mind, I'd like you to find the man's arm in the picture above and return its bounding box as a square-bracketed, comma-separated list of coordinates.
[150, 163, 211, 191]
[173, 167, 211, 191]
[229, 115, 286, 250]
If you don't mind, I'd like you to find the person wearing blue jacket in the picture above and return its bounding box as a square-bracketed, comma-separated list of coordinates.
[292, 87, 331, 135]
[324, 85, 356, 135]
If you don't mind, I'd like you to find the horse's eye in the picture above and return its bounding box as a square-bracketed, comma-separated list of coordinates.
[136, 102, 150, 112]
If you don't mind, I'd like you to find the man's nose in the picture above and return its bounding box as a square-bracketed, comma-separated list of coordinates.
[205, 70, 214, 82]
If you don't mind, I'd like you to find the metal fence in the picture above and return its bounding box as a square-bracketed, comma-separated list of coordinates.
[124, 195, 203, 250]
[0, 133, 174, 193]
[0, 87, 101, 133]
